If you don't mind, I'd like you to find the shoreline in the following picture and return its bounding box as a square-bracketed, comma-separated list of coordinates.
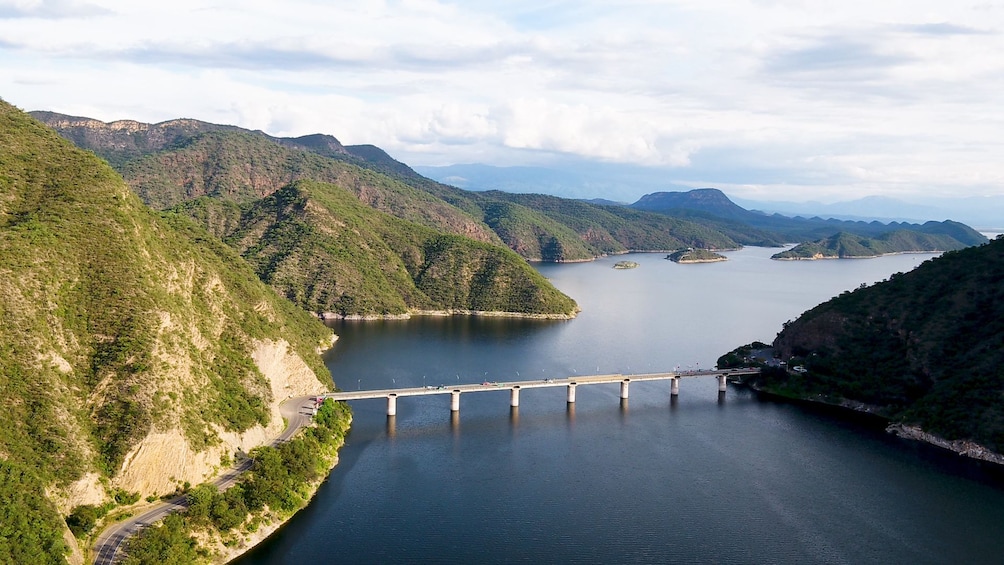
[673, 257, 728, 264]
[213, 413, 352, 564]
[319, 308, 580, 321]
[772, 250, 945, 261]
[526, 248, 746, 264]
[744, 381, 1004, 466]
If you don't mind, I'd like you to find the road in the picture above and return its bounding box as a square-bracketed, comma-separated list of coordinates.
[91, 395, 317, 565]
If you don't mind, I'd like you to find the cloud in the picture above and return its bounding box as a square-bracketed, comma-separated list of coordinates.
[0, 0, 108, 19]
[761, 35, 915, 77]
[892, 22, 993, 36]
[2, 0, 1004, 203]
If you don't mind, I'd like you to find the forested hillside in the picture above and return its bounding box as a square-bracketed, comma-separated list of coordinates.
[119, 129, 500, 243]
[32, 113, 581, 316]
[1, 101, 336, 563]
[771, 227, 978, 259]
[632, 188, 986, 247]
[747, 236, 1004, 453]
[32, 112, 756, 263]
[179, 180, 578, 316]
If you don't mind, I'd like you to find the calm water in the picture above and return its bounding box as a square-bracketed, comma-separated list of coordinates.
[239, 248, 1004, 564]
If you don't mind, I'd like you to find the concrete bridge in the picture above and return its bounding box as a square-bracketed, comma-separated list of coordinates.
[322, 369, 759, 416]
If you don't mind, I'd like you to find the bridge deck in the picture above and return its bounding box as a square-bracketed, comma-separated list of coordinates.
[323, 369, 757, 401]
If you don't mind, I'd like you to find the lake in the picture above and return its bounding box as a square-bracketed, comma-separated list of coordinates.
[238, 248, 1004, 564]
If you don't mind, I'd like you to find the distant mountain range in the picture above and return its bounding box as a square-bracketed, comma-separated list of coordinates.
[32, 111, 987, 275]
[629, 188, 986, 251]
[30, 112, 769, 266]
[418, 162, 1004, 229]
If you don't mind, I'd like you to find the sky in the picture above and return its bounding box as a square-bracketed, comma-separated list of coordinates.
[1, 0, 1003, 203]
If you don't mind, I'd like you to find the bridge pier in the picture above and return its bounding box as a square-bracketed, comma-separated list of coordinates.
[671, 377, 680, 396]
[718, 375, 727, 392]
[510, 385, 521, 407]
[567, 383, 577, 403]
[451, 390, 461, 412]
[387, 393, 398, 416]
[620, 379, 630, 399]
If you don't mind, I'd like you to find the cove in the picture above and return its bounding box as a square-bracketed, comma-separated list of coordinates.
[237, 248, 1004, 564]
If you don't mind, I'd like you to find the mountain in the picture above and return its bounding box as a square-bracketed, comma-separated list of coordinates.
[468, 191, 742, 258]
[419, 162, 1004, 230]
[180, 181, 578, 317]
[772, 225, 982, 259]
[738, 236, 1004, 456]
[631, 188, 756, 222]
[30, 112, 498, 240]
[32, 112, 764, 265]
[732, 195, 949, 223]
[630, 188, 987, 247]
[1, 102, 338, 561]
[37, 111, 980, 277]
[733, 194, 1004, 229]
[414, 161, 695, 201]
[32, 113, 589, 316]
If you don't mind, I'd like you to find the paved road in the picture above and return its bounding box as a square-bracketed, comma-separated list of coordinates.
[91, 395, 317, 565]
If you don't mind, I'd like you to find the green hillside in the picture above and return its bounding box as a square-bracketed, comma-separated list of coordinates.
[744, 236, 1004, 453]
[32, 112, 756, 264]
[771, 228, 976, 259]
[1, 101, 336, 562]
[119, 130, 500, 244]
[186, 180, 578, 316]
[470, 191, 739, 260]
[631, 188, 986, 247]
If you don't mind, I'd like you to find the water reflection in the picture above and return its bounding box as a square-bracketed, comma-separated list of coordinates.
[238, 250, 1004, 565]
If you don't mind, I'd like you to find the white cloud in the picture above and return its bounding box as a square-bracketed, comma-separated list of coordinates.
[0, 0, 108, 19]
[0, 0, 1002, 202]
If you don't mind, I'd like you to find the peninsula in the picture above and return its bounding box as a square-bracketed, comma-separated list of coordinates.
[771, 229, 977, 260]
[721, 236, 1004, 465]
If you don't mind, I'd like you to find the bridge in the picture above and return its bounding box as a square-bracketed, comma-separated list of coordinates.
[92, 368, 757, 563]
[322, 369, 759, 415]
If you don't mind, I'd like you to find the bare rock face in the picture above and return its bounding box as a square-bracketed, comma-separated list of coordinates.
[113, 338, 329, 496]
[30, 111, 246, 157]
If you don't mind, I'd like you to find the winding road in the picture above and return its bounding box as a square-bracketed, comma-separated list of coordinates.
[91, 395, 317, 565]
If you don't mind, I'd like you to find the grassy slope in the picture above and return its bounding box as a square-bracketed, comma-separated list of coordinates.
[0, 101, 334, 563]
[181, 180, 578, 316]
[761, 237, 1004, 451]
[418, 187, 742, 261]
[34, 114, 751, 262]
[119, 130, 501, 244]
[772, 229, 978, 259]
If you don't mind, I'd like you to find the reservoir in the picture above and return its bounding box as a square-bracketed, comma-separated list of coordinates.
[238, 248, 1004, 564]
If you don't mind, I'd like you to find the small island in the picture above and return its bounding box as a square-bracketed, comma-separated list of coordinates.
[666, 249, 727, 264]
[613, 260, 639, 269]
